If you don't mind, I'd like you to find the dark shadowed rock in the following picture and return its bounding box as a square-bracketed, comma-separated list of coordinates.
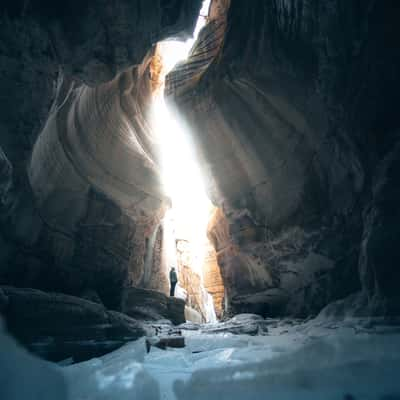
[122, 287, 185, 325]
[166, 0, 400, 317]
[146, 335, 185, 352]
[1, 286, 149, 362]
[0, 287, 8, 312]
[359, 143, 400, 315]
[79, 289, 103, 305]
[1, 0, 400, 325]
[167, 297, 186, 325]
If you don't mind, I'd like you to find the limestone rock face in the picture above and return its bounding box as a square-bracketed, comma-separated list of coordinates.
[167, 1, 400, 316]
[1, 286, 149, 362]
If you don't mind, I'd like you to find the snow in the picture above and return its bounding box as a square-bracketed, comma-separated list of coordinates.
[2, 316, 400, 400]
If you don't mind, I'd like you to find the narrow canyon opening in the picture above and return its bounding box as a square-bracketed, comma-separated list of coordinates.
[150, 0, 220, 322]
[1, 0, 400, 398]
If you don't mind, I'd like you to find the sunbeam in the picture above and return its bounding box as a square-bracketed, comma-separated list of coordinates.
[150, 0, 215, 322]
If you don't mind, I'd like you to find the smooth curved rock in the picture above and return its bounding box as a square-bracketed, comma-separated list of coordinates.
[0, 0, 201, 309]
[29, 64, 168, 221]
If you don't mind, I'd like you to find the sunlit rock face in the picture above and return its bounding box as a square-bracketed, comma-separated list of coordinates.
[0, 0, 202, 308]
[166, 1, 400, 316]
[26, 56, 169, 308]
[203, 238, 225, 318]
[175, 239, 214, 321]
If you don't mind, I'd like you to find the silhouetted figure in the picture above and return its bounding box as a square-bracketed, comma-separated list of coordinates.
[169, 267, 178, 297]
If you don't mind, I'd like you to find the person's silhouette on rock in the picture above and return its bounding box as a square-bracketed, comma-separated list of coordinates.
[169, 267, 178, 297]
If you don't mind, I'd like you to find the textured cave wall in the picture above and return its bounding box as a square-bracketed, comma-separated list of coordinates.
[167, 0, 400, 316]
[0, 0, 202, 308]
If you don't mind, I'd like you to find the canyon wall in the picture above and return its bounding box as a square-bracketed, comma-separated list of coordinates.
[166, 0, 400, 316]
[203, 238, 224, 318]
[1, 0, 399, 320]
[0, 0, 202, 308]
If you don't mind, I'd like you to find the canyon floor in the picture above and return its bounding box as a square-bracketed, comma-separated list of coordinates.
[3, 314, 400, 400]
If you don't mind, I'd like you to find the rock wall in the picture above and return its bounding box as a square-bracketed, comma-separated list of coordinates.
[0, 0, 202, 308]
[166, 0, 400, 316]
[176, 239, 207, 321]
[203, 238, 224, 318]
[143, 223, 170, 294]
[0, 286, 149, 362]
[1, 0, 399, 320]
[25, 56, 171, 306]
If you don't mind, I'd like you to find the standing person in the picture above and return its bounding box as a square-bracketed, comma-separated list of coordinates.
[169, 267, 178, 297]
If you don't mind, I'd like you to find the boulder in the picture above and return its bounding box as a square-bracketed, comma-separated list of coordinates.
[122, 287, 185, 325]
[230, 289, 289, 317]
[1, 286, 149, 362]
[185, 306, 203, 323]
[146, 335, 185, 352]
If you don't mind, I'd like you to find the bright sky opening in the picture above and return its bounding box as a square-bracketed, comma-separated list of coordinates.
[151, 0, 212, 275]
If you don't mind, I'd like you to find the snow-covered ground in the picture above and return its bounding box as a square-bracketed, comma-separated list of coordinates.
[2, 315, 400, 400]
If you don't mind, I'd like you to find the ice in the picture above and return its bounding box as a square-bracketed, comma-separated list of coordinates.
[64, 338, 160, 400]
[89, 319, 400, 400]
[0, 318, 67, 400]
[203, 288, 217, 323]
[2, 316, 400, 400]
[174, 333, 400, 400]
[143, 320, 400, 399]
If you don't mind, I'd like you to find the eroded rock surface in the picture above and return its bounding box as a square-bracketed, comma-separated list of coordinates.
[1, 0, 400, 334]
[0, 0, 202, 307]
[166, 0, 400, 317]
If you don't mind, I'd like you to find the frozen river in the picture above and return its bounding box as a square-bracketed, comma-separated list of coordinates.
[3, 315, 400, 400]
